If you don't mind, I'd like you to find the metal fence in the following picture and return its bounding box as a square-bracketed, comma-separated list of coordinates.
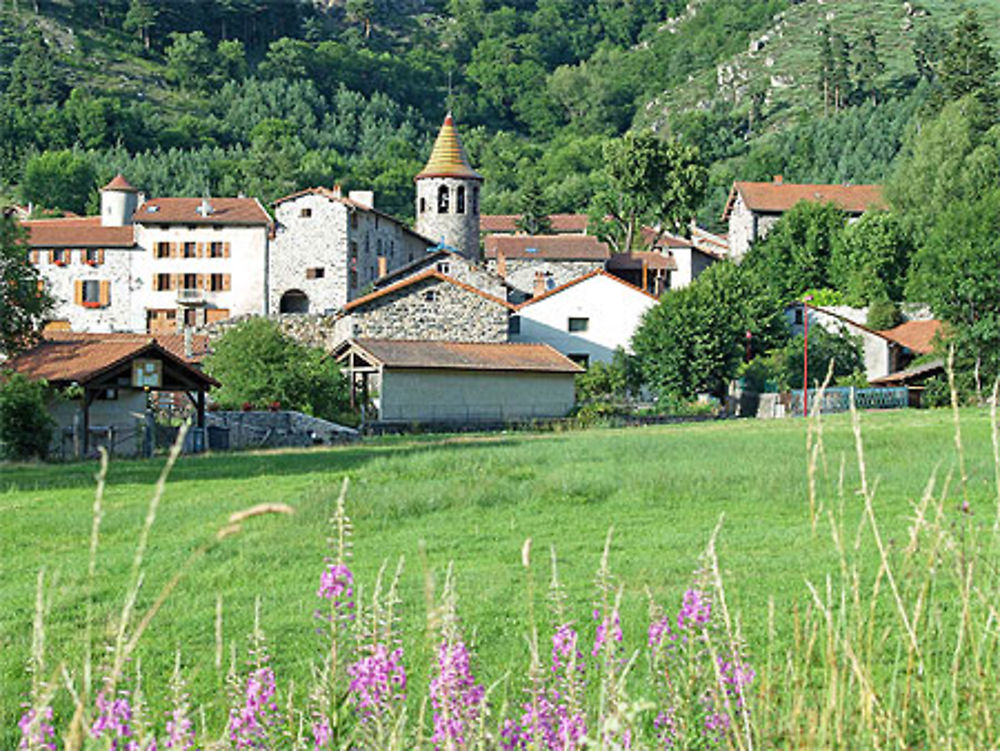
[788, 387, 909, 416]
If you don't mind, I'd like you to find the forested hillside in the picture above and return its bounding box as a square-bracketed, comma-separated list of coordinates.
[0, 0, 996, 226]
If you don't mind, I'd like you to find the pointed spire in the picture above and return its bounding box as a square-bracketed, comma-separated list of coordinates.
[415, 113, 483, 181]
[101, 173, 137, 192]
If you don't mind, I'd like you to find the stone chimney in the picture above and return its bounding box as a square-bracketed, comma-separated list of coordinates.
[332, 184, 343, 198]
[533, 271, 547, 297]
[496, 249, 507, 279]
[184, 327, 193, 359]
[377, 256, 387, 278]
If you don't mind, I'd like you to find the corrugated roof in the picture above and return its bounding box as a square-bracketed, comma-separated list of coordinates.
[479, 214, 589, 233]
[516, 269, 658, 309]
[6, 333, 218, 387]
[101, 173, 138, 192]
[723, 181, 886, 220]
[345, 339, 583, 373]
[878, 320, 943, 355]
[23, 216, 136, 248]
[485, 234, 611, 261]
[415, 114, 483, 181]
[136, 197, 271, 226]
[344, 269, 514, 312]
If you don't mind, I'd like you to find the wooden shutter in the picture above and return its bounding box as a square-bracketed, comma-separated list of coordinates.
[170, 242, 179, 258]
[171, 273, 180, 291]
[206, 308, 230, 324]
[74, 280, 83, 305]
[152, 275, 159, 292]
[29, 250, 38, 264]
[98, 249, 105, 265]
[99, 281, 110, 307]
[223, 241, 231, 258]
[196, 242, 205, 258]
[222, 273, 231, 291]
[49, 250, 57, 264]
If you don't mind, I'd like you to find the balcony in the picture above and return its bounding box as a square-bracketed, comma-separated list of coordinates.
[176, 288, 206, 305]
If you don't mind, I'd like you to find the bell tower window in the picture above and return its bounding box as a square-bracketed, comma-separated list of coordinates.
[420, 197, 426, 214]
[457, 186, 466, 214]
[437, 185, 450, 214]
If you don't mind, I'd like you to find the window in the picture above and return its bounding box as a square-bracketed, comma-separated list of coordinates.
[209, 241, 223, 258]
[568, 317, 589, 332]
[183, 273, 198, 290]
[306, 267, 325, 279]
[183, 242, 196, 258]
[156, 242, 170, 259]
[81, 280, 101, 307]
[184, 308, 199, 327]
[419, 197, 426, 214]
[794, 308, 804, 325]
[51, 249, 68, 266]
[85, 249, 103, 265]
[437, 261, 451, 275]
[456, 185, 466, 214]
[437, 185, 449, 213]
[156, 273, 172, 291]
[568, 353, 590, 368]
[424, 290, 438, 302]
[210, 273, 225, 291]
[508, 315, 521, 335]
[300, 208, 312, 218]
[351, 211, 359, 229]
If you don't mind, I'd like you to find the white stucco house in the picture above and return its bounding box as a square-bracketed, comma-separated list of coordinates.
[510, 270, 658, 367]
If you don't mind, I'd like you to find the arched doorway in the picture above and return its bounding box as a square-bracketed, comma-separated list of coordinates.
[279, 289, 309, 313]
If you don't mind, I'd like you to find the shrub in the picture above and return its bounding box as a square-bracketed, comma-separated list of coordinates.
[0, 372, 54, 461]
[866, 297, 903, 330]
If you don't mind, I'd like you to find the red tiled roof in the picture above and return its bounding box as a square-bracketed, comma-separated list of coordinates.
[6, 333, 218, 387]
[485, 234, 611, 261]
[342, 339, 583, 373]
[343, 269, 514, 313]
[22, 216, 136, 248]
[136, 197, 271, 226]
[604, 251, 678, 273]
[723, 182, 886, 220]
[878, 320, 943, 355]
[38, 331, 213, 362]
[516, 269, 658, 309]
[479, 214, 590, 234]
[102, 173, 137, 192]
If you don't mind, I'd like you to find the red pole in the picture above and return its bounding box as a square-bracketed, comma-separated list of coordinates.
[802, 301, 809, 417]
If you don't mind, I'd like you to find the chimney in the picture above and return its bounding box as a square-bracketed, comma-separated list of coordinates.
[496, 249, 507, 279]
[332, 184, 343, 198]
[773, 175, 784, 185]
[377, 256, 387, 278]
[197, 198, 213, 216]
[533, 270, 546, 298]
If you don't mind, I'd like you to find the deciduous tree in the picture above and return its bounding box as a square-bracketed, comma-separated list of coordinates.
[0, 214, 51, 358]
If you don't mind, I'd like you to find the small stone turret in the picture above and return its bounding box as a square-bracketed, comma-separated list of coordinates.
[414, 114, 483, 262]
[100, 173, 139, 227]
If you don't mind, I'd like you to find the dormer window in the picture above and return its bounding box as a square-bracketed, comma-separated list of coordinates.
[437, 185, 449, 214]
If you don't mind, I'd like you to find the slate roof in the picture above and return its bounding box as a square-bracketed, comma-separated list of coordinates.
[878, 320, 943, 355]
[723, 181, 886, 220]
[341, 339, 583, 373]
[135, 197, 271, 226]
[343, 269, 515, 312]
[22, 217, 136, 248]
[6, 333, 218, 387]
[415, 114, 482, 181]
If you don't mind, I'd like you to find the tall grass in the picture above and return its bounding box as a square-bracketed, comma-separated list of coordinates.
[10, 397, 1000, 749]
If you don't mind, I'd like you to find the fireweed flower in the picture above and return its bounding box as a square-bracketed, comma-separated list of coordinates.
[17, 706, 56, 751]
[228, 667, 280, 749]
[591, 607, 623, 657]
[347, 644, 407, 722]
[318, 563, 354, 611]
[91, 690, 140, 751]
[164, 705, 194, 750]
[429, 639, 485, 748]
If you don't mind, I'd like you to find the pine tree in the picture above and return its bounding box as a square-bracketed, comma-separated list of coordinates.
[939, 10, 998, 110]
[913, 22, 946, 82]
[123, 0, 157, 51]
[830, 32, 852, 110]
[514, 176, 552, 235]
[854, 27, 884, 105]
[816, 25, 834, 115]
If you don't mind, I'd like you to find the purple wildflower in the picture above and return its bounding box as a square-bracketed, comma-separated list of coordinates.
[164, 705, 194, 750]
[591, 608, 622, 657]
[347, 644, 407, 722]
[317, 563, 354, 613]
[17, 706, 56, 751]
[91, 690, 140, 751]
[429, 639, 485, 748]
[228, 667, 280, 749]
[312, 717, 332, 749]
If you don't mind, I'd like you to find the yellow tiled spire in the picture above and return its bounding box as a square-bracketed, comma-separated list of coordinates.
[415, 113, 483, 181]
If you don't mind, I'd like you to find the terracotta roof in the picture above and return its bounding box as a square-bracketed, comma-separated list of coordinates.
[5, 333, 218, 387]
[36, 331, 213, 362]
[22, 216, 136, 248]
[343, 269, 515, 313]
[415, 114, 483, 181]
[878, 320, 943, 355]
[101, 173, 138, 192]
[722, 181, 886, 220]
[136, 197, 271, 226]
[479, 214, 590, 234]
[604, 251, 678, 273]
[485, 234, 611, 261]
[516, 269, 658, 309]
[341, 339, 583, 374]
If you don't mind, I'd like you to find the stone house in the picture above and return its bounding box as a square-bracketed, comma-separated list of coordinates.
[511, 270, 658, 367]
[371, 248, 508, 300]
[269, 187, 433, 315]
[335, 269, 514, 344]
[723, 177, 886, 260]
[23, 175, 272, 334]
[334, 338, 582, 424]
[483, 234, 610, 302]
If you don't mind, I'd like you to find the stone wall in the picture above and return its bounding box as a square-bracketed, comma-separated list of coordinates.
[35, 247, 143, 332]
[206, 410, 358, 450]
[201, 312, 347, 351]
[414, 176, 481, 261]
[346, 276, 508, 342]
[487, 258, 604, 301]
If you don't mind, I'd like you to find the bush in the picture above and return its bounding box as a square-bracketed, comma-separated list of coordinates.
[866, 297, 902, 330]
[0, 372, 54, 461]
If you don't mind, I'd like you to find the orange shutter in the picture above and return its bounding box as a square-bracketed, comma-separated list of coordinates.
[29, 250, 38, 264]
[49, 250, 57, 264]
[170, 242, 179, 258]
[99, 281, 110, 307]
[223, 242, 231, 258]
[171, 273, 180, 291]
[197, 242, 205, 258]
[98, 249, 105, 265]
[152, 275, 159, 292]
[74, 280, 83, 305]
[222, 273, 231, 291]
[206, 308, 230, 324]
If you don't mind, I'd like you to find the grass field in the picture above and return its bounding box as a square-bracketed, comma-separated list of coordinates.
[2, 408, 998, 746]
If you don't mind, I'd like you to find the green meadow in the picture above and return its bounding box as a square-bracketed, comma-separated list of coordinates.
[2, 409, 997, 745]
